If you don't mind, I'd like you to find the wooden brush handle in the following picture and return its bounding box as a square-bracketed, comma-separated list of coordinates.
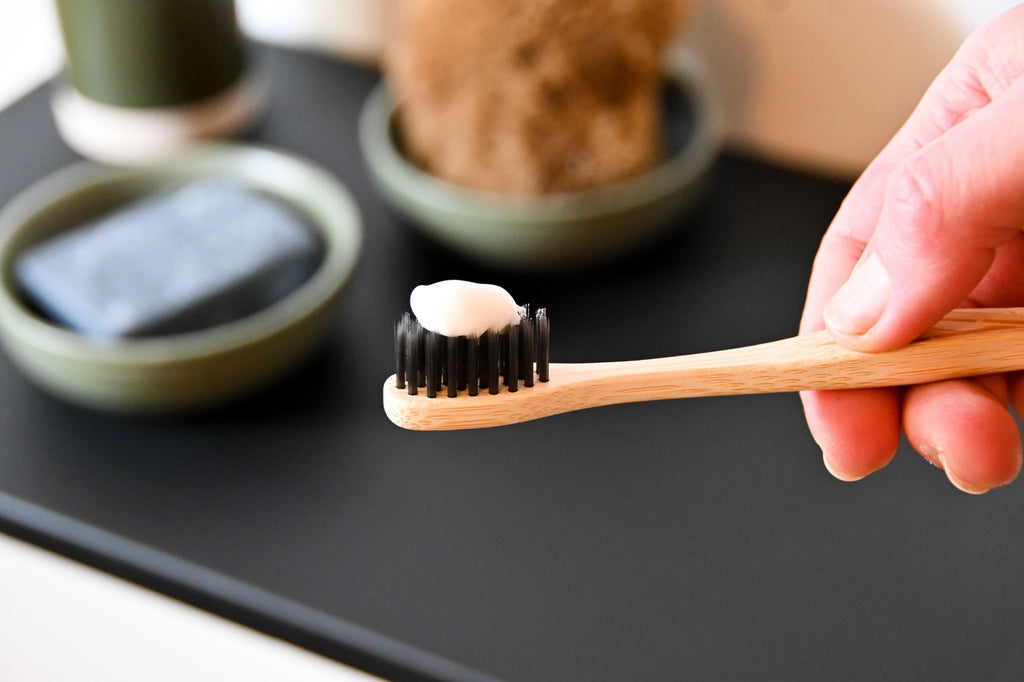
[383, 307, 1024, 431]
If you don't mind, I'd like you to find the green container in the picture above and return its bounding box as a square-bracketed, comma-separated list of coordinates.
[358, 57, 722, 271]
[0, 145, 363, 413]
[55, 0, 246, 108]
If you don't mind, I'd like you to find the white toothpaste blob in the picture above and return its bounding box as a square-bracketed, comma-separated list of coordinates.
[410, 280, 525, 337]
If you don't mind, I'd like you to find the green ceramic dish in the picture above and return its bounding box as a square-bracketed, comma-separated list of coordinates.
[358, 58, 721, 271]
[0, 145, 362, 413]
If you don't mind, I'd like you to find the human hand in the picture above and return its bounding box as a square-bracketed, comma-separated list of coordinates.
[799, 4, 1024, 493]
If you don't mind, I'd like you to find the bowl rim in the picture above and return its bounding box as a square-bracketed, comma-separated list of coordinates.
[0, 143, 363, 366]
[358, 54, 723, 224]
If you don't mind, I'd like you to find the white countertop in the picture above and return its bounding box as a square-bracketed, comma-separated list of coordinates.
[0, 533, 378, 681]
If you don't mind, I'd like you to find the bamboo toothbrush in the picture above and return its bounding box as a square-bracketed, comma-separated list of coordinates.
[384, 305, 1024, 431]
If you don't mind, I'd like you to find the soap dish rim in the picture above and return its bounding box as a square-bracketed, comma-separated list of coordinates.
[0, 144, 362, 412]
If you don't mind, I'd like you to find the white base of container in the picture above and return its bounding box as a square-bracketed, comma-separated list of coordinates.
[51, 71, 270, 166]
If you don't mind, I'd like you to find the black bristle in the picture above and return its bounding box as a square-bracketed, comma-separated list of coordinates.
[536, 308, 550, 382]
[507, 325, 519, 392]
[405, 317, 420, 395]
[487, 331, 500, 394]
[392, 304, 550, 398]
[479, 332, 490, 391]
[416, 326, 427, 388]
[456, 337, 468, 391]
[467, 337, 479, 396]
[520, 312, 534, 387]
[499, 329, 509, 386]
[426, 331, 441, 398]
[395, 316, 407, 390]
[438, 336, 447, 387]
[446, 334, 458, 398]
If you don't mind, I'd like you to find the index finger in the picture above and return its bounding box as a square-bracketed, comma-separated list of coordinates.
[800, 4, 1024, 334]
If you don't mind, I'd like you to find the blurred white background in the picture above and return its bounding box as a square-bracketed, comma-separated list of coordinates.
[3, 0, 1019, 175]
[0, 2, 62, 109]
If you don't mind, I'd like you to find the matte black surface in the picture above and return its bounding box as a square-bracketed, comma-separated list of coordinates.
[2, 47, 1024, 682]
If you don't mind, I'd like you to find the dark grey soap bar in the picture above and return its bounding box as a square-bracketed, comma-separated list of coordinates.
[16, 179, 322, 338]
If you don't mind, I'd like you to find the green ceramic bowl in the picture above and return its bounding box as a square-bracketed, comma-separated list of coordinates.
[0, 145, 362, 413]
[359, 58, 721, 271]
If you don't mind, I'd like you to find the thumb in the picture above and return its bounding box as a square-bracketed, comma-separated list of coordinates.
[823, 79, 1024, 351]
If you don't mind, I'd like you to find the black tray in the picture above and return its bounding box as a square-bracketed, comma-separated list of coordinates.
[2, 46, 1023, 682]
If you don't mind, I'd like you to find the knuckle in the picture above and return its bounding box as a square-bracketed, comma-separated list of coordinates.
[962, 7, 1024, 94]
[885, 153, 947, 249]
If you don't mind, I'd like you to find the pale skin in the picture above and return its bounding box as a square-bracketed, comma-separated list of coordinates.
[799, 4, 1024, 493]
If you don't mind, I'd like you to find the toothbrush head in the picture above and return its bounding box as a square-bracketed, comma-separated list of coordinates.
[394, 306, 549, 399]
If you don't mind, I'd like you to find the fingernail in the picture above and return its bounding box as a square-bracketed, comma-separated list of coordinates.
[824, 253, 891, 336]
[934, 451, 989, 495]
[945, 471, 989, 494]
[822, 449, 864, 482]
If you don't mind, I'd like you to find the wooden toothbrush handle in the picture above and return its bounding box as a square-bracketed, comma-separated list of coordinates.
[557, 307, 1024, 404]
[384, 307, 1024, 430]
